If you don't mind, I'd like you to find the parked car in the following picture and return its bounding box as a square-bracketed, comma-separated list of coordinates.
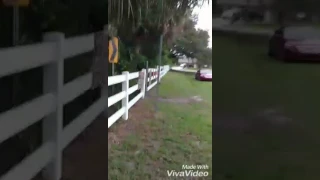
[180, 63, 187, 68]
[244, 10, 264, 22]
[268, 26, 320, 61]
[195, 69, 212, 81]
[221, 8, 242, 24]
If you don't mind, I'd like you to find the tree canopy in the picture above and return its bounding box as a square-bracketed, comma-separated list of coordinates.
[270, 0, 318, 24]
[107, 0, 211, 69]
[170, 15, 212, 66]
[108, 0, 210, 46]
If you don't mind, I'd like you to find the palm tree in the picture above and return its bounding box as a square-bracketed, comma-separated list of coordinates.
[108, 0, 209, 40]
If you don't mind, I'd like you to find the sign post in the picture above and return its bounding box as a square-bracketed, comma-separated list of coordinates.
[3, 0, 30, 106]
[13, 7, 18, 45]
[154, 0, 163, 113]
[3, 0, 30, 45]
[3, 0, 30, 44]
[108, 37, 119, 97]
[155, 34, 163, 112]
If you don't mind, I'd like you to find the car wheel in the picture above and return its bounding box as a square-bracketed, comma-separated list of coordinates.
[277, 50, 289, 62]
[268, 47, 274, 57]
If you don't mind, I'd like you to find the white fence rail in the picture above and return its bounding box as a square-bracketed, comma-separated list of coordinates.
[0, 29, 169, 180]
[108, 65, 170, 128]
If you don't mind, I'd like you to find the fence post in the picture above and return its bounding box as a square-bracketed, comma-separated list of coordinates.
[156, 65, 160, 83]
[122, 71, 129, 120]
[145, 61, 149, 93]
[42, 32, 64, 180]
[141, 69, 146, 99]
[153, 68, 155, 84]
[148, 68, 152, 88]
[160, 66, 163, 80]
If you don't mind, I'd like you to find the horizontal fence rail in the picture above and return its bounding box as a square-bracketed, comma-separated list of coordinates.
[0, 27, 169, 180]
[108, 65, 170, 128]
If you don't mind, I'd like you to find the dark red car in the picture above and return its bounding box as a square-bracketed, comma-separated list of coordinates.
[195, 69, 212, 81]
[268, 26, 320, 61]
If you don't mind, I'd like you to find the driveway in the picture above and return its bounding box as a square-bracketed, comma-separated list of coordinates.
[171, 67, 197, 73]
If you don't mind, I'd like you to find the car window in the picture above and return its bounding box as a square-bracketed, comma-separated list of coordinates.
[200, 69, 212, 74]
[274, 29, 283, 36]
[284, 27, 320, 39]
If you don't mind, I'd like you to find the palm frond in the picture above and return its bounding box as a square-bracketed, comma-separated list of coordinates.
[108, 0, 209, 26]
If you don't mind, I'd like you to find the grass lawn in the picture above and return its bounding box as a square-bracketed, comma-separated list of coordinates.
[108, 72, 212, 179]
[213, 36, 320, 179]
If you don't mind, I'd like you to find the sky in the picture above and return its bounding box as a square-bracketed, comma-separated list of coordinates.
[193, 1, 212, 48]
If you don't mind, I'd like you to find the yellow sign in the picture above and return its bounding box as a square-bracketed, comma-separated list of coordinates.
[3, 0, 30, 6]
[108, 37, 119, 63]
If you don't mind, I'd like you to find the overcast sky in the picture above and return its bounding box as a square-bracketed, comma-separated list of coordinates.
[193, 1, 212, 48]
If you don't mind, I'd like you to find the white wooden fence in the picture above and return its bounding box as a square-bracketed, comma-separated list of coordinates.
[108, 65, 170, 128]
[0, 30, 169, 180]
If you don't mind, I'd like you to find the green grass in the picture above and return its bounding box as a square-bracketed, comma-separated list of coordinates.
[212, 36, 320, 180]
[108, 72, 212, 179]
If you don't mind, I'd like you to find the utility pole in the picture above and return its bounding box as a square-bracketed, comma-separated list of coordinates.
[12, 6, 20, 105]
[154, 34, 163, 112]
[154, 0, 164, 112]
[13, 7, 19, 46]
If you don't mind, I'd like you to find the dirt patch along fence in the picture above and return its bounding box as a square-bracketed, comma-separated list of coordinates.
[108, 65, 170, 128]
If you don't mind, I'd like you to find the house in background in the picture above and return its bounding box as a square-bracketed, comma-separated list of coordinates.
[178, 56, 198, 68]
[216, 0, 320, 24]
[216, 0, 274, 23]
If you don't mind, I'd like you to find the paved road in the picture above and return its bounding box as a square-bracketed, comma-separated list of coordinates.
[213, 19, 273, 37]
[212, 18, 249, 27]
[171, 67, 197, 73]
[212, 18, 231, 27]
[215, 26, 272, 35]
